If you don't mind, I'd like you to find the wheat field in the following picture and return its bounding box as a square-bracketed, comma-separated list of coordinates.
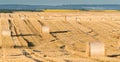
[0, 11, 120, 62]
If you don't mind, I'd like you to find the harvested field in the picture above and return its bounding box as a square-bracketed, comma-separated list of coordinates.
[0, 12, 120, 62]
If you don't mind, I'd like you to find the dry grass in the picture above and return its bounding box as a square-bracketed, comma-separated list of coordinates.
[0, 12, 120, 62]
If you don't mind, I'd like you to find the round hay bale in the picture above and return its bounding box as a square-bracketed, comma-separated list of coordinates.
[86, 41, 105, 57]
[20, 17, 25, 20]
[42, 26, 50, 36]
[41, 16, 44, 19]
[76, 18, 81, 22]
[101, 18, 106, 21]
[2, 30, 11, 36]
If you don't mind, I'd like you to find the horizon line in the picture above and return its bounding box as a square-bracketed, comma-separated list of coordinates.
[0, 4, 120, 6]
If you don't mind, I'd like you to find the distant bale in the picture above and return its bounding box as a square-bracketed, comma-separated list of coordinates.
[40, 16, 44, 19]
[42, 26, 50, 34]
[86, 41, 105, 57]
[20, 17, 25, 20]
[2, 30, 14, 48]
[41, 26, 50, 39]
[76, 18, 81, 22]
[2, 30, 11, 36]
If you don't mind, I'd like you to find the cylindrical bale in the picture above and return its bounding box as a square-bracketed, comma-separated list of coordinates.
[101, 18, 106, 21]
[20, 17, 25, 20]
[41, 26, 50, 39]
[86, 41, 105, 57]
[41, 16, 44, 19]
[2, 30, 14, 48]
[42, 26, 50, 34]
[76, 18, 81, 22]
[2, 30, 11, 36]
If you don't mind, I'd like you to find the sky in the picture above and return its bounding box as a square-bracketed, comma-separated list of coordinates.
[0, 0, 120, 5]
